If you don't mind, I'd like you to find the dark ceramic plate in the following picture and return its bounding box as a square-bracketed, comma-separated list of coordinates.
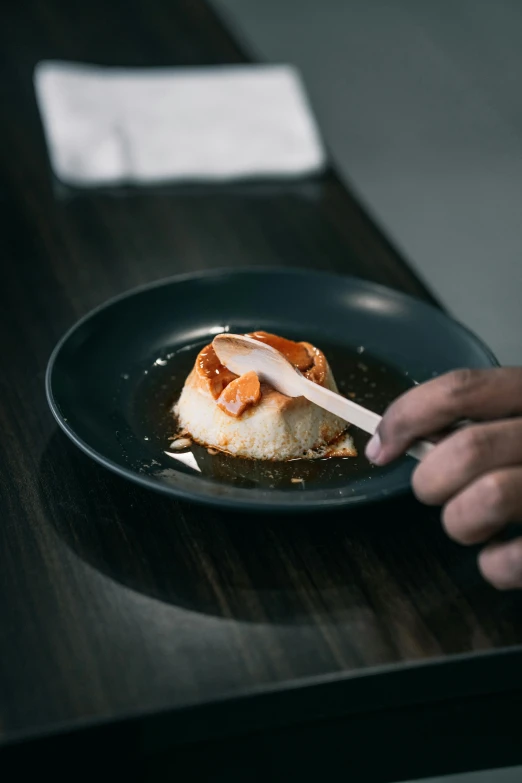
[46, 268, 498, 512]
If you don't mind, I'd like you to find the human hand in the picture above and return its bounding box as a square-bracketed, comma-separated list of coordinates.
[365, 368, 522, 589]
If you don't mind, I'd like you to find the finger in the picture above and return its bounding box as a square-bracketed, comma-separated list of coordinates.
[412, 419, 522, 506]
[442, 466, 522, 545]
[479, 537, 522, 590]
[365, 367, 522, 465]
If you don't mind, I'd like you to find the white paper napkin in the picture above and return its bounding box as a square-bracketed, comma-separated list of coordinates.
[33, 61, 326, 186]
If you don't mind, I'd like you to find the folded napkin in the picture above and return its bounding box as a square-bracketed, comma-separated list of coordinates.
[33, 61, 326, 186]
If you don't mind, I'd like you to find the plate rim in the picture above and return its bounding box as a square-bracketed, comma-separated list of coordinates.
[45, 266, 499, 512]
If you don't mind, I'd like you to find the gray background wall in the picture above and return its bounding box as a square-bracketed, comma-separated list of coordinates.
[213, 0, 522, 366]
[211, 1, 522, 780]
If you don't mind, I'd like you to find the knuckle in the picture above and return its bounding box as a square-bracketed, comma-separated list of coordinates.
[455, 426, 491, 468]
[443, 369, 480, 404]
[479, 472, 508, 518]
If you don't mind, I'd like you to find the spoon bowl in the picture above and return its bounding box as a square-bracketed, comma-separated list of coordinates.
[213, 333, 304, 396]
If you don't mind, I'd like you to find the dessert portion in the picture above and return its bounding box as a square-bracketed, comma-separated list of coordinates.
[174, 331, 356, 461]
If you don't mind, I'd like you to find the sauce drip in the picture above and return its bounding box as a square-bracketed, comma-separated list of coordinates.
[303, 345, 327, 386]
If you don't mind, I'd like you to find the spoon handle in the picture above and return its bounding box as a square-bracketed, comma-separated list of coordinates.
[300, 377, 433, 462]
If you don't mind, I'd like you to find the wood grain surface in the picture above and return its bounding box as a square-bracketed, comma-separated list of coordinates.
[1, 0, 522, 767]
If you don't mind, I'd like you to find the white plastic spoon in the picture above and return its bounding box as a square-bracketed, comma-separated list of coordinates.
[213, 333, 433, 461]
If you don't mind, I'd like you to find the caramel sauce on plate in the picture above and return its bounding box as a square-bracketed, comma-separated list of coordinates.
[131, 338, 414, 491]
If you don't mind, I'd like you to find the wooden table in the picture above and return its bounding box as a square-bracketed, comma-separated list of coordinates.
[1, 1, 522, 780]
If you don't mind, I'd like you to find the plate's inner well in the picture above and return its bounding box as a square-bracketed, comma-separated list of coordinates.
[126, 336, 413, 492]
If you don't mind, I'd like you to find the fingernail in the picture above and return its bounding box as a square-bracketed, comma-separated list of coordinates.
[365, 432, 382, 463]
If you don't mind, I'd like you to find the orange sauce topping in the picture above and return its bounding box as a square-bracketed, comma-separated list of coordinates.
[247, 331, 313, 371]
[217, 371, 261, 418]
[197, 332, 325, 418]
[197, 344, 237, 399]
